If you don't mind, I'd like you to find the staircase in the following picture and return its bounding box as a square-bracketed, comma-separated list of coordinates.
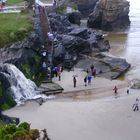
[36, 0, 64, 95]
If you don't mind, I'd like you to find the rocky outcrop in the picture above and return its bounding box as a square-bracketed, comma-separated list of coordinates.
[67, 12, 81, 25]
[52, 25, 110, 66]
[87, 0, 130, 31]
[75, 54, 130, 79]
[130, 79, 140, 89]
[68, 28, 89, 39]
[0, 36, 42, 80]
[48, 13, 72, 34]
[0, 14, 45, 86]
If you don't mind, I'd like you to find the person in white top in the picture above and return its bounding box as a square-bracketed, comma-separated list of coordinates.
[132, 98, 139, 111]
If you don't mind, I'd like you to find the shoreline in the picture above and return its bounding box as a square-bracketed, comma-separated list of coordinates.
[4, 69, 140, 140]
[4, 85, 140, 140]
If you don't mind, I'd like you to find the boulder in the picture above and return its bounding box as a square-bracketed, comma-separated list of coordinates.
[87, 0, 130, 31]
[48, 13, 72, 34]
[88, 30, 110, 52]
[0, 37, 42, 82]
[53, 43, 65, 58]
[67, 11, 81, 25]
[68, 27, 89, 39]
[60, 34, 91, 53]
[75, 54, 130, 79]
[130, 79, 140, 89]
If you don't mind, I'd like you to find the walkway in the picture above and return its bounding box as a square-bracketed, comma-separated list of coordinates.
[0, 5, 26, 13]
[35, 0, 53, 6]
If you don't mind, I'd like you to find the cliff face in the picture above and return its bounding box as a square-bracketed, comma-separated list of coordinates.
[87, 0, 130, 31]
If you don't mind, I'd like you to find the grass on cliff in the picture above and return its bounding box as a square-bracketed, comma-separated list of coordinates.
[0, 11, 32, 48]
[6, 0, 25, 5]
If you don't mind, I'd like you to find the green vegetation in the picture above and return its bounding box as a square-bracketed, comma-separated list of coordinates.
[56, 4, 67, 13]
[20, 64, 33, 80]
[0, 120, 4, 127]
[0, 122, 40, 140]
[0, 82, 16, 110]
[56, 3, 78, 13]
[0, 11, 32, 47]
[20, 53, 45, 86]
[71, 3, 78, 10]
[6, 0, 25, 6]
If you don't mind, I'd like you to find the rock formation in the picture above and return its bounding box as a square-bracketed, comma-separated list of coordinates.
[130, 79, 140, 89]
[67, 12, 81, 25]
[75, 54, 130, 79]
[87, 0, 130, 31]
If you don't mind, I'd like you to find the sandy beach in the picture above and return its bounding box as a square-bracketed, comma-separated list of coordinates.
[4, 69, 140, 140]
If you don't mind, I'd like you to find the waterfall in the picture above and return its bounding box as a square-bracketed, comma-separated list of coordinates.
[0, 63, 47, 105]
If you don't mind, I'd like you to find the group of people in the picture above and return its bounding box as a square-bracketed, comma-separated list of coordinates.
[41, 61, 62, 80]
[113, 85, 139, 111]
[43, 62, 140, 112]
[0, 1, 5, 9]
[84, 64, 97, 87]
[72, 64, 97, 88]
[52, 65, 62, 81]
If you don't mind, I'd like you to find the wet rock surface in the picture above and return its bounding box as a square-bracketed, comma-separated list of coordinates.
[75, 54, 130, 79]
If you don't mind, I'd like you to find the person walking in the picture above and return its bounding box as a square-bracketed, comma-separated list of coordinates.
[53, 0, 57, 6]
[84, 76, 87, 86]
[127, 88, 129, 95]
[92, 69, 96, 77]
[42, 129, 50, 140]
[32, 5, 35, 14]
[113, 86, 118, 96]
[132, 98, 139, 111]
[87, 75, 92, 85]
[58, 71, 61, 81]
[90, 64, 94, 73]
[86, 68, 89, 74]
[73, 76, 77, 88]
[42, 62, 47, 75]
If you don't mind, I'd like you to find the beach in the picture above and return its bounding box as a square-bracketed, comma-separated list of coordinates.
[4, 69, 140, 140]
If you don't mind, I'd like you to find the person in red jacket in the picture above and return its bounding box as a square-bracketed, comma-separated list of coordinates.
[113, 86, 118, 95]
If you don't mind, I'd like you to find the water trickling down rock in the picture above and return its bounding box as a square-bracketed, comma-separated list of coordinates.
[0, 63, 43, 105]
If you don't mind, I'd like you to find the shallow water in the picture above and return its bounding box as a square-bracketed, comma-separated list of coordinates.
[81, 0, 140, 81]
[104, 0, 140, 81]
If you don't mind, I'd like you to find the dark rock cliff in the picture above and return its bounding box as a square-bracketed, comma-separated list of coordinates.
[87, 0, 130, 31]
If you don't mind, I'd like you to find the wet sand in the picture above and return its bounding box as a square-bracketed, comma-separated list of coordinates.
[5, 69, 140, 140]
[4, 87, 140, 140]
